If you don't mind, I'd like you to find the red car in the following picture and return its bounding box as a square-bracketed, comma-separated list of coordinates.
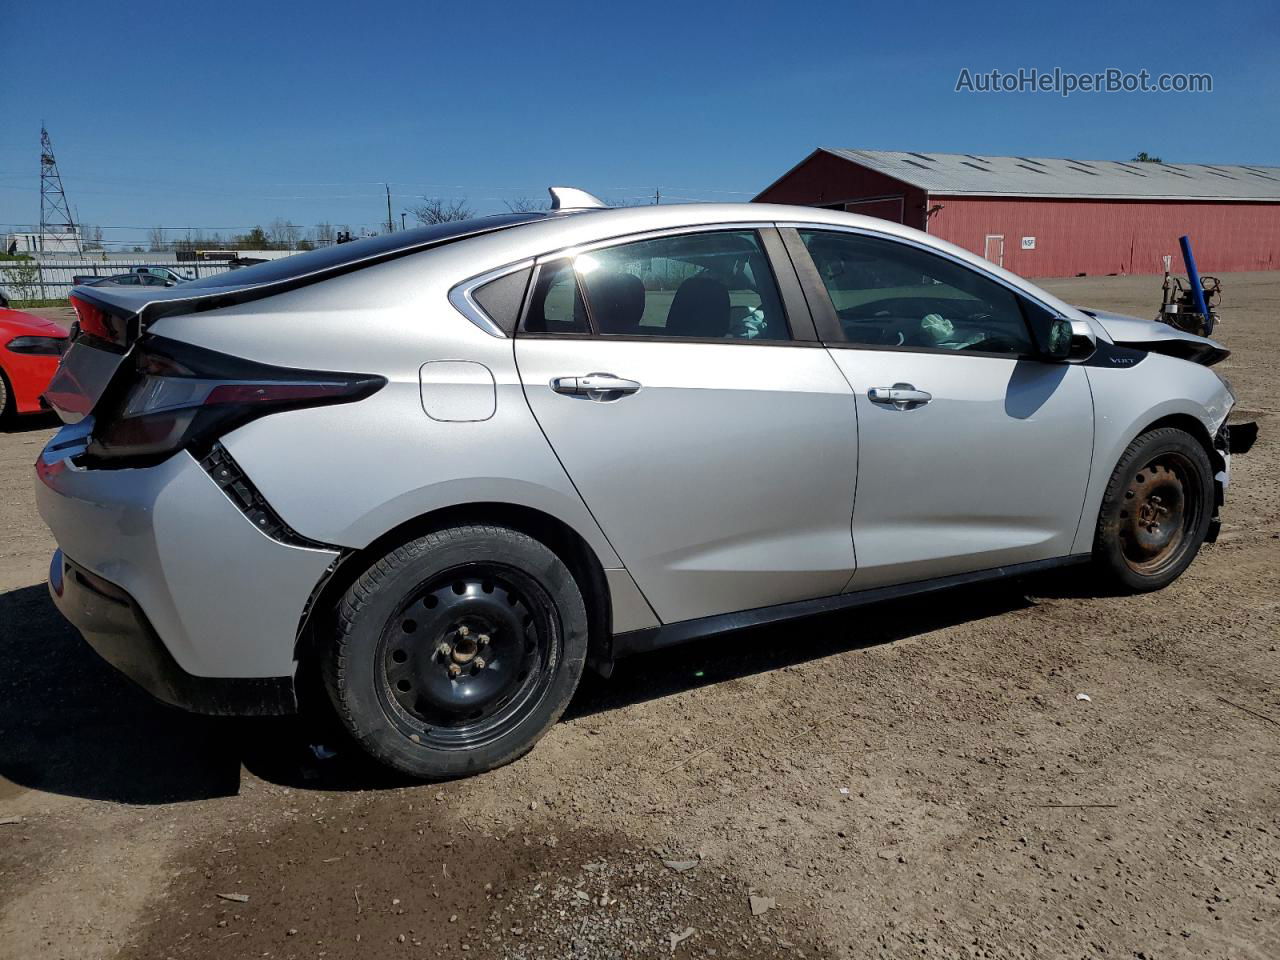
[0, 308, 69, 419]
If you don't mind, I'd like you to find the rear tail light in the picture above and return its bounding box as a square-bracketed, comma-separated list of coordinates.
[84, 336, 385, 466]
[70, 294, 133, 347]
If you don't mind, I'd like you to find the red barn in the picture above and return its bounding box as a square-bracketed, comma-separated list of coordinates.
[754, 148, 1280, 277]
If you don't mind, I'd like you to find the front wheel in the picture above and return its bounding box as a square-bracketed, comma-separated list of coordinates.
[1093, 427, 1214, 592]
[321, 525, 589, 779]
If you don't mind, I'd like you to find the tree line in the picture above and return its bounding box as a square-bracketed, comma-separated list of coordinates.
[145, 220, 353, 253]
[138, 194, 629, 253]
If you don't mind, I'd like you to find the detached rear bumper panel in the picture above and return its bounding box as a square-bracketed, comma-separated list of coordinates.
[49, 550, 295, 716]
[36, 430, 338, 685]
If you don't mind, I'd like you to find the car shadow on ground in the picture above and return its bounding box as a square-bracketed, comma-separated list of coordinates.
[0, 412, 60, 434]
[0, 578, 1044, 804]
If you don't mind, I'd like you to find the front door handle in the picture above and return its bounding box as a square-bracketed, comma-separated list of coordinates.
[551, 372, 642, 401]
[868, 383, 932, 409]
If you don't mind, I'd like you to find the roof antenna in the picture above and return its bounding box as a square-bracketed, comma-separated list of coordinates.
[548, 186, 608, 210]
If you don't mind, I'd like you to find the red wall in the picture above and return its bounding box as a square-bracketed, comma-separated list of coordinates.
[756, 151, 930, 229]
[928, 196, 1280, 277]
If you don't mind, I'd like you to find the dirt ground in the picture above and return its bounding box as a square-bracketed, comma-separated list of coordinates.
[1, 274, 1276, 960]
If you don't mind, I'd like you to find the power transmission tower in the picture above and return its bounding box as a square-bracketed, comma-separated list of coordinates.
[40, 125, 81, 254]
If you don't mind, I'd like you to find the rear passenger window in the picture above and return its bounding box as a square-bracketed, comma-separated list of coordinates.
[523, 259, 589, 334]
[519, 231, 790, 341]
[580, 231, 789, 341]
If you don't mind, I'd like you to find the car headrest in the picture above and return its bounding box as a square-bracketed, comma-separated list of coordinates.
[666, 275, 729, 339]
[584, 271, 646, 334]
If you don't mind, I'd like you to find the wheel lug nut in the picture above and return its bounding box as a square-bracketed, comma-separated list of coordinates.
[477, 634, 490, 646]
[456, 625, 470, 637]
[473, 657, 486, 671]
[437, 642, 451, 657]
[448, 663, 461, 678]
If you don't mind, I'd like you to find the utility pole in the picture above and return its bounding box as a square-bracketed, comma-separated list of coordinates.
[40, 125, 81, 254]
[400, 211, 407, 231]
[385, 183, 394, 233]
[654, 187, 661, 205]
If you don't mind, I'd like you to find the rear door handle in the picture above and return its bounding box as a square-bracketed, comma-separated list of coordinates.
[551, 373, 642, 400]
[868, 383, 932, 409]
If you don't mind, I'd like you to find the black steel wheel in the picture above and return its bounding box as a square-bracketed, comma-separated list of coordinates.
[376, 566, 558, 751]
[323, 525, 589, 779]
[1094, 427, 1213, 592]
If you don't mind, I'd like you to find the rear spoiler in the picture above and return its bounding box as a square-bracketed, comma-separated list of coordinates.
[73, 212, 557, 332]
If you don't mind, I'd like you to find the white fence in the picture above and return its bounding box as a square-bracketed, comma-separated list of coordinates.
[0, 259, 236, 301]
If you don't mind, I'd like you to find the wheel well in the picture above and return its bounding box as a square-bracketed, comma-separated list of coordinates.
[1131, 413, 1225, 532]
[294, 502, 614, 678]
[1137, 413, 1221, 470]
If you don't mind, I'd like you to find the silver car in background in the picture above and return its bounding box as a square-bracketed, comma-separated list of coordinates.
[36, 188, 1256, 778]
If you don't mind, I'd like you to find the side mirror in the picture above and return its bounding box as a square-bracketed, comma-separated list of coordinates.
[1045, 317, 1096, 362]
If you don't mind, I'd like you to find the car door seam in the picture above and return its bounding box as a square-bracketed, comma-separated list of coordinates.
[509, 335, 663, 624]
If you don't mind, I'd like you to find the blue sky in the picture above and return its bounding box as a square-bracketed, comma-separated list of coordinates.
[2, 0, 1276, 248]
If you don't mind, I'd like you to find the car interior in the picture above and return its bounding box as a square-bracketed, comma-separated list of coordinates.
[800, 231, 1035, 355]
[522, 231, 790, 341]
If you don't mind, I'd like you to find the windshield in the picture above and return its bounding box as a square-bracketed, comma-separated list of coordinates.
[180, 214, 548, 290]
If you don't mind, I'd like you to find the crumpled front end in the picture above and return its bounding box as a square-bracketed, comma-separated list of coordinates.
[1078, 307, 1230, 366]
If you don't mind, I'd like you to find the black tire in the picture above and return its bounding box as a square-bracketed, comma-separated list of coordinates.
[321, 524, 589, 779]
[1093, 427, 1214, 592]
[0, 367, 11, 423]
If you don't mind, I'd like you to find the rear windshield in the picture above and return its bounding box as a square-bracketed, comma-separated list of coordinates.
[180, 214, 547, 290]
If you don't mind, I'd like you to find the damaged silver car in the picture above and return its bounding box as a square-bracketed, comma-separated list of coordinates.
[36, 188, 1257, 778]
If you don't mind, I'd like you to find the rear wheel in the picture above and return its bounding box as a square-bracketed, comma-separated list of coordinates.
[1093, 427, 1213, 592]
[322, 524, 588, 779]
[0, 367, 11, 422]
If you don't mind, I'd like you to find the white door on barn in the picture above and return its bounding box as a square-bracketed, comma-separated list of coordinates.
[983, 234, 1005, 267]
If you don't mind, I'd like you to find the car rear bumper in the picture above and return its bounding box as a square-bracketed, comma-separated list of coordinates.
[48, 549, 296, 715]
[35, 423, 339, 712]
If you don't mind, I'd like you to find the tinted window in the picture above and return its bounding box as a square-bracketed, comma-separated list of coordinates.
[113, 274, 140, 285]
[471, 266, 532, 335]
[799, 231, 1034, 355]
[523, 259, 588, 334]
[177, 214, 546, 291]
[578, 231, 789, 341]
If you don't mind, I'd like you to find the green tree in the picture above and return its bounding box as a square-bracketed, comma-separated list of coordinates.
[1132, 151, 1163, 163]
[236, 226, 270, 250]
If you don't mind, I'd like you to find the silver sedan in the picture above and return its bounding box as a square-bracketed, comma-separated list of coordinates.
[36, 188, 1255, 778]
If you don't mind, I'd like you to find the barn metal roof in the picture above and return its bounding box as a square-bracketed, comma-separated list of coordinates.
[820, 148, 1280, 201]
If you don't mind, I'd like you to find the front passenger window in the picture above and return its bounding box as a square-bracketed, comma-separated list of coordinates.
[798, 230, 1034, 355]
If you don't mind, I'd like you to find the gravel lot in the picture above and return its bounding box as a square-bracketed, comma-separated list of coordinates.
[1, 274, 1276, 959]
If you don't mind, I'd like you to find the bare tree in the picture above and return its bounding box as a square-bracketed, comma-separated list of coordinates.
[83, 225, 105, 250]
[504, 196, 549, 213]
[267, 218, 303, 250]
[313, 222, 336, 246]
[148, 226, 168, 252]
[412, 198, 474, 225]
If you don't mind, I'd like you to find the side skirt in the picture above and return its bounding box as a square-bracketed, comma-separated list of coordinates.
[612, 554, 1092, 658]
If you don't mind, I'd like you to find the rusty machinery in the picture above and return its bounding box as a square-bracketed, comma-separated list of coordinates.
[1158, 235, 1221, 337]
